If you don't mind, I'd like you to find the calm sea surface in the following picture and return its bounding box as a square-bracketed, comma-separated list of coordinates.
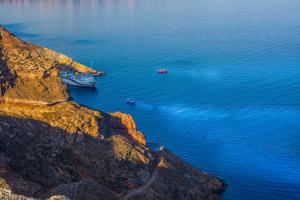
[1, 0, 300, 199]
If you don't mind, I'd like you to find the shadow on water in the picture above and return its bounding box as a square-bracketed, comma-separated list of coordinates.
[67, 85, 98, 93]
[3, 23, 40, 39]
[69, 39, 97, 45]
[67, 85, 99, 100]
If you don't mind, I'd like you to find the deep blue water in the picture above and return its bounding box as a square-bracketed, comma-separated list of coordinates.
[1, 0, 300, 199]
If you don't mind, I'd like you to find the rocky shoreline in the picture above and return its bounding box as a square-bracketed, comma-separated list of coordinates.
[0, 25, 226, 200]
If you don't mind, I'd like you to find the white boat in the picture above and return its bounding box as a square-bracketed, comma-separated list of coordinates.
[60, 71, 96, 88]
[126, 98, 136, 105]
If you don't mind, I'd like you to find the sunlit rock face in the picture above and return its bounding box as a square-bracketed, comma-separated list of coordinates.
[0, 25, 97, 79]
[3, 77, 69, 104]
[108, 112, 147, 145]
[0, 25, 226, 200]
[0, 25, 99, 104]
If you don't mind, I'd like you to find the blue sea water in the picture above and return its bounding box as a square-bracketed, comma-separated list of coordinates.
[1, 0, 300, 199]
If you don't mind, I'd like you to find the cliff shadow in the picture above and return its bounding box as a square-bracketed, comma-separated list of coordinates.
[0, 114, 157, 200]
[0, 48, 15, 99]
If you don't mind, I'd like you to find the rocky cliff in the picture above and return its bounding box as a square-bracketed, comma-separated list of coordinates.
[0, 25, 102, 104]
[0, 25, 226, 200]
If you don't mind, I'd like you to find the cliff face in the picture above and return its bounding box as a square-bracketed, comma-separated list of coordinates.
[0, 26, 102, 104]
[0, 25, 97, 79]
[0, 45, 14, 99]
[0, 25, 226, 200]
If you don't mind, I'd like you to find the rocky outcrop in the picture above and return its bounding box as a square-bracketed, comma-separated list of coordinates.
[0, 115, 156, 199]
[133, 149, 226, 200]
[0, 102, 101, 138]
[3, 76, 69, 104]
[0, 25, 103, 104]
[0, 102, 147, 144]
[0, 25, 100, 79]
[0, 25, 226, 200]
[108, 112, 147, 145]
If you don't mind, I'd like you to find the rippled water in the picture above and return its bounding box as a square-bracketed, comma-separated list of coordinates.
[1, 0, 300, 199]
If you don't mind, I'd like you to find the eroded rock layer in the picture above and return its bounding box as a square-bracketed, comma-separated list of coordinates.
[0, 25, 226, 200]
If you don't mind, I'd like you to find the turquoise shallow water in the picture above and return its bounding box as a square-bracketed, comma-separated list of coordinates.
[1, 0, 300, 199]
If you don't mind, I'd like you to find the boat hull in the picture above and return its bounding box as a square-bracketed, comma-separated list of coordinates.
[61, 77, 96, 88]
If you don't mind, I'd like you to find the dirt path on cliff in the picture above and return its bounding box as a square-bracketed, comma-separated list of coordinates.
[124, 162, 159, 199]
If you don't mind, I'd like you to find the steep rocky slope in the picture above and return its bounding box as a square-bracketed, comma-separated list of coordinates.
[0, 25, 102, 104]
[0, 25, 226, 200]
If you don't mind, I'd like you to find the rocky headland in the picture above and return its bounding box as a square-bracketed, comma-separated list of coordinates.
[0, 25, 226, 200]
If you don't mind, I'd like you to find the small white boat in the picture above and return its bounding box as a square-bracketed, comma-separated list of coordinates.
[60, 71, 96, 88]
[126, 98, 136, 105]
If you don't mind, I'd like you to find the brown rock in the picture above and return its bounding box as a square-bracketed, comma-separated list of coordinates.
[0, 25, 100, 79]
[109, 112, 137, 129]
[108, 112, 146, 145]
[0, 25, 226, 200]
[128, 130, 147, 146]
[45, 179, 117, 200]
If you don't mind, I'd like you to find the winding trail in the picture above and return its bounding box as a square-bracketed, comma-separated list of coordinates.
[124, 157, 161, 199]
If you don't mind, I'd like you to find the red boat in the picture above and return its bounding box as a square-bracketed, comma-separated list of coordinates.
[157, 68, 167, 74]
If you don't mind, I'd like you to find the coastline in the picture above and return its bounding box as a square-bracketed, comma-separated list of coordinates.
[0, 25, 226, 199]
